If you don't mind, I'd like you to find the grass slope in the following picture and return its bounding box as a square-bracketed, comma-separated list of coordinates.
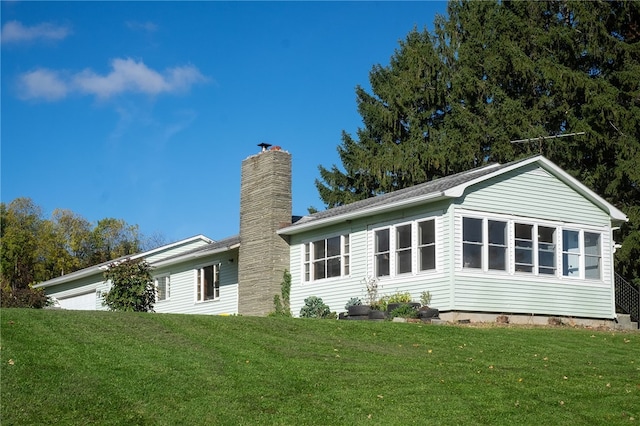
[1, 309, 638, 425]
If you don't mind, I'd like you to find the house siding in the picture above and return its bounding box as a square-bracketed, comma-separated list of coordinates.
[153, 250, 239, 315]
[450, 164, 616, 319]
[459, 165, 610, 226]
[289, 201, 454, 315]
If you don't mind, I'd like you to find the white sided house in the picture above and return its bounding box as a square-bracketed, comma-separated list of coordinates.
[36, 147, 629, 325]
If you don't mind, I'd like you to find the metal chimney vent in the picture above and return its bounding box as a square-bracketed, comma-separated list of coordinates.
[258, 142, 272, 152]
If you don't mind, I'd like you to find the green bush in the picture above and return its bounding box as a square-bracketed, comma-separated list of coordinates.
[387, 292, 412, 304]
[389, 304, 419, 319]
[0, 286, 51, 308]
[270, 270, 292, 317]
[102, 258, 155, 312]
[344, 297, 362, 310]
[300, 296, 333, 319]
[420, 290, 432, 306]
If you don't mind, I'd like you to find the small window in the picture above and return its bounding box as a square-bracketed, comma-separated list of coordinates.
[156, 275, 170, 301]
[343, 235, 350, 276]
[418, 220, 435, 271]
[196, 264, 220, 302]
[304, 243, 310, 281]
[375, 229, 390, 277]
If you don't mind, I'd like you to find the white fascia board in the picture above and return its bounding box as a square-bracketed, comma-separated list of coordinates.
[33, 266, 104, 288]
[278, 192, 448, 236]
[151, 243, 240, 268]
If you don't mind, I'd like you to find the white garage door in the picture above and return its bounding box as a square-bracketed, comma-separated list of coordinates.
[58, 291, 97, 310]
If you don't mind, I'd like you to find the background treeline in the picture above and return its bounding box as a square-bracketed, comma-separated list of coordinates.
[0, 197, 164, 307]
[316, 0, 639, 286]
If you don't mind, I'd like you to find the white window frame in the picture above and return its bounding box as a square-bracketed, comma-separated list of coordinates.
[370, 218, 437, 279]
[561, 229, 602, 280]
[303, 235, 350, 282]
[462, 217, 508, 272]
[514, 223, 558, 276]
[194, 263, 221, 302]
[459, 212, 604, 281]
[155, 274, 170, 302]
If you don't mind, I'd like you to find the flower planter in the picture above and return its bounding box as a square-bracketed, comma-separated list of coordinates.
[417, 307, 439, 319]
[348, 305, 371, 316]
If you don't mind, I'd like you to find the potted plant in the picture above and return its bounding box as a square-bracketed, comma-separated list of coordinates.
[345, 297, 370, 318]
[417, 290, 439, 320]
[385, 291, 419, 313]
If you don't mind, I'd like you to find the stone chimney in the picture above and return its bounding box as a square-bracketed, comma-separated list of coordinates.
[238, 144, 292, 316]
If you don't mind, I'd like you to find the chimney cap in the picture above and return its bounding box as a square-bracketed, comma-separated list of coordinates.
[258, 142, 272, 152]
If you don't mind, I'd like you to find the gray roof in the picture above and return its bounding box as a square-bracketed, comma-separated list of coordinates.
[279, 154, 627, 235]
[285, 159, 515, 230]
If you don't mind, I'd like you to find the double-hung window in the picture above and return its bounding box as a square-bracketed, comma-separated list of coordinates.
[196, 264, 220, 302]
[515, 223, 557, 275]
[155, 275, 170, 301]
[303, 235, 350, 282]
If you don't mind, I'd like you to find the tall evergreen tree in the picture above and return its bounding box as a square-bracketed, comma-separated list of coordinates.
[316, 0, 639, 284]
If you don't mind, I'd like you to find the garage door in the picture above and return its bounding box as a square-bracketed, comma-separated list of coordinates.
[57, 291, 97, 310]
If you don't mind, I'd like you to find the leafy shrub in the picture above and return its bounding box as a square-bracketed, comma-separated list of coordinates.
[387, 292, 412, 304]
[389, 304, 419, 319]
[420, 290, 432, 306]
[370, 295, 389, 312]
[0, 286, 51, 308]
[270, 270, 292, 317]
[344, 297, 362, 310]
[102, 258, 155, 312]
[300, 296, 333, 319]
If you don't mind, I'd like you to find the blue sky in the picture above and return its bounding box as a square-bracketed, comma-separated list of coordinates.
[2, 1, 447, 244]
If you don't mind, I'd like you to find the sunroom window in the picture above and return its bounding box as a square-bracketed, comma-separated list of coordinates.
[584, 232, 601, 280]
[462, 217, 483, 269]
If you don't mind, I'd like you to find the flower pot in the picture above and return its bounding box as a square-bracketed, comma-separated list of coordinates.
[417, 307, 439, 319]
[348, 305, 371, 316]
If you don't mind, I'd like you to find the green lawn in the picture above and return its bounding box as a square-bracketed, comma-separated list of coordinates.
[1, 309, 638, 425]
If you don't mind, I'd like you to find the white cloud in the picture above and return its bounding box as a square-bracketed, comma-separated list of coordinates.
[16, 58, 208, 101]
[17, 69, 69, 101]
[125, 21, 158, 33]
[1, 20, 71, 44]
